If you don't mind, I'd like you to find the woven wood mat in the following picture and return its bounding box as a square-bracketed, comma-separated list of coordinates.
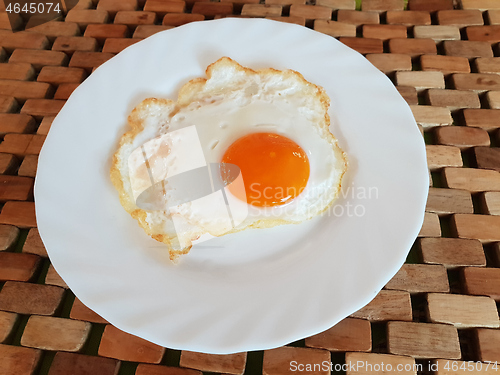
[1, 0, 500, 374]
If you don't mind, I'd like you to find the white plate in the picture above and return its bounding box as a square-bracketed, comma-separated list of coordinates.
[35, 18, 428, 354]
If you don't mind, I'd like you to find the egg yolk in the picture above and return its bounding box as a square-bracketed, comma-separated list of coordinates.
[221, 132, 310, 207]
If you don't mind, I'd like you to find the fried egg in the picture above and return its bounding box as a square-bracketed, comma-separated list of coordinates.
[110, 57, 347, 260]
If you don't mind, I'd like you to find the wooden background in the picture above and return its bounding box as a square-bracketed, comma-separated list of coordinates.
[1, 0, 500, 374]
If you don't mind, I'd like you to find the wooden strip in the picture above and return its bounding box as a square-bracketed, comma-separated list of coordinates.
[385, 264, 449, 293]
[0, 344, 41, 375]
[452, 73, 500, 92]
[345, 353, 417, 375]
[305, 318, 371, 352]
[337, 9, 379, 25]
[314, 20, 356, 37]
[480, 191, 500, 215]
[25, 22, 80, 41]
[266, 16, 306, 26]
[70, 297, 108, 324]
[0, 281, 63, 315]
[83, 24, 129, 41]
[179, 350, 246, 374]
[488, 10, 500, 25]
[0, 225, 19, 252]
[387, 321, 460, 359]
[220, 0, 257, 11]
[0, 12, 22, 31]
[426, 187, 473, 215]
[132, 25, 174, 39]
[396, 71, 445, 91]
[0, 80, 52, 100]
[266, 0, 305, 5]
[136, 364, 201, 375]
[386, 10, 431, 25]
[65, 9, 110, 28]
[37, 66, 86, 84]
[362, 24, 407, 40]
[361, 0, 405, 12]
[0, 134, 44, 157]
[414, 25, 461, 41]
[71, 0, 93, 9]
[437, 9, 484, 26]
[26, 135, 45, 155]
[263, 347, 330, 375]
[114, 11, 157, 26]
[452, 213, 500, 243]
[23, 228, 47, 257]
[315, 0, 354, 9]
[0, 31, 49, 52]
[408, 0, 453, 11]
[289, 4, 332, 20]
[54, 83, 79, 100]
[143, 0, 186, 15]
[99, 325, 165, 363]
[0, 63, 35, 81]
[162, 13, 205, 26]
[366, 53, 412, 73]
[21, 315, 91, 352]
[0, 311, 17, 343]
[9, 49, 69, 70]
[475, 146, 500, 172]
[420, 237, 485, 268]
[350, 290, 412, 321]
[420, 55, 470, 75]
[0, 252, 40, 282]
[339, 37, 384, 54]
[460, 0, 500, 11]
[427, 293, 500, 328]
[0, 175, 33, 201]
[21, 99, 65, 118]
[44, 264, 68, 289]
[463, 109, 500, 130]
[0, 96, 17, 113]
[18, 155, 38, 178]
[49, 352, 119, 375]
[0, 154, 19, 175]
[0, 133, 31, 156]
[463, 267, 500, 301]
[0, 114, 36, 135]
[427, 89, 480, 110]
[410, 105, 453, 128]
[426, 145, 463, 170]
[241, 4, 282, 17]
[191, 2, 233, 16]
[52, 36, 98, 54]
[486, 91, 500, 109]
[467, 26, 500, 43]
[0, 201, 36, 227]
[102, 38, 139, 53]
[476, 329, 500, 363]
[389, 38, 437, 57]
[96, 0, 138, 16]
[37, 116, 53, 135]
[397, 86, 418, 104]
[443, 40, 493, 58]
[69, 51, 114, 70]
[444, 167, 500, 192]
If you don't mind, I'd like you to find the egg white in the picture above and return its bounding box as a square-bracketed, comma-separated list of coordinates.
[110, 57, 347, 260]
